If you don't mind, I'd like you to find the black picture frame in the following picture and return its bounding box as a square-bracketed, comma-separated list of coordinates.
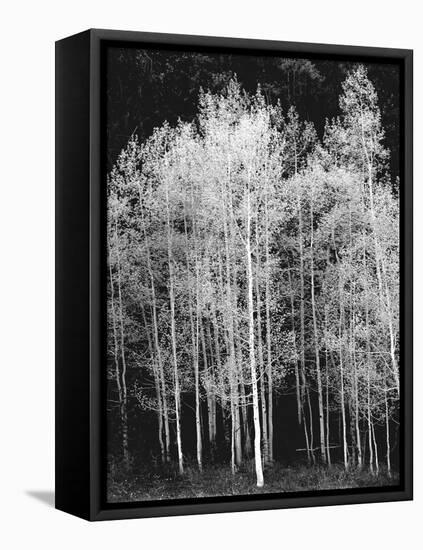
[55, 28, 413, 521]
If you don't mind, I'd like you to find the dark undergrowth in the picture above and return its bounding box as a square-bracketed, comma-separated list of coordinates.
[107, 459, 399, 503]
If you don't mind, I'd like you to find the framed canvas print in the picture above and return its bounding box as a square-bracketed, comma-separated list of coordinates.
[55, 29, 413, 521]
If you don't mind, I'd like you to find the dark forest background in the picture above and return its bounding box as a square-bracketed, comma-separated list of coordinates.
[106, 48, 400, 181]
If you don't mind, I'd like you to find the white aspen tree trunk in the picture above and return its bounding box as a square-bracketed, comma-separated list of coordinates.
[348, 210, 362, 469]
[371, 420, 379, 474]
[367, 365, 374, 474]
[361, 427, 367, 464]
[152, 293, 171, 464]
[348, 401, 357, 467]
[193, 204, 204, 471]
[140, 301, 165, 464]
[255, 230, 269, 464]
[216, 249, 231, 441]
[291, 277, 302, 427]
[366, 342, 374, 475]
[211, 301, 225, 447]
[384, 364, 391, 476]
[228, 261, 242, 467]
[227, 174, 243, 468]
[165, 181, 184, 475]
[259, 351, 269, 464]
[217, 246, 231, 451]
[218, 258, 236, 473]
[297, 185, 315, 463]
[234, 391, 243, 467]
[305, 386, 317, 463]
[212, 396, 217, 444]
[194, 267, 203, 471]
[182, 201, 202, 470]
[339, 346, 348, 470]
[237, 351, 252, 458]
[154, 362, 165, 464]
[114, 224, 129, 468]
[287, 262, 312, 463]
[139, 197, 170, 462]
[302, 407, 312, 464]
[338, 279, 348, 470]
[108, 252, 122, 402]
[108, 249, 126, 461]
[200, 320, 214, 455]
[264, 192, 273, 462]
[246, 184, 264, 488]
[287, 262, 306, 425]
[221, 160, 242, 468]
[146, 272, 170, 462]
[363, 246, 374, 475]
[206, 321, 217, 450]
[230, 393, 236, 475]
[352, 310, 362, 468]
[324, 303, 331, 466]
[325, 362, 331, 466]
[195, 308, 202, 469]
[380, 257, 399, 394]
[229, 335, 242, 472]
[229, 314, 242, 468]
[310, 201, 326, 463]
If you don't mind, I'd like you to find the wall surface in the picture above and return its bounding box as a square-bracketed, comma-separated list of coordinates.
[0, 0, 420, 547]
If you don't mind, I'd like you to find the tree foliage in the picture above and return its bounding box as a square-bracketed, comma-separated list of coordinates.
[107, 66, 399, 490]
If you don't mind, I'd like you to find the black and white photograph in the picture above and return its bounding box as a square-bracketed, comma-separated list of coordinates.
[105, 45, 403, 503]
[1, 0, 420, 542]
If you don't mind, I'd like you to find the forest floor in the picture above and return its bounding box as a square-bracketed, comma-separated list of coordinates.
[107, 461, 399, 503]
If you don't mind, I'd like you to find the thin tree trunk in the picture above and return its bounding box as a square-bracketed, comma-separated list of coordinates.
[194, 267, 202, 470]
[183, 202, 202, 470]
[264, 190, 273, 462]
[230, 271, 250, 459]
[367, 366, 374, 474]
[140, 301, 165, 464]
[227, 174, 243, 468]
[348, 209, 362, 469]
[238, 360, 252, 457]
[200, 319, 214, 456]
[288, 267, 314, 465]
[108, 246, 127, 463]
[206, 320, 217, 449]
[221, 159, 242, 468]
[114, 224, 129, 468]
[246, 182, 264, 487]
[363, 246, 374, 475]
[165, 181, 183, 475]
[384, 365, 392, 476]
[310, 200, 326, 463]
[287, 262, 310, 462]
[338, 276, 348, 470]
[230, 393, 236, 475]
[349, 401, 357, 468]
[139, 194, 170, 462]
[211, 301, 225, 449]
[297, 186, 315, 464]
[324, 304, 331, 466]
[288, 264, 302, 426]
[371, 420, 379, 474]
[255, 230, 269, 464]
[352, 314, 362, 468]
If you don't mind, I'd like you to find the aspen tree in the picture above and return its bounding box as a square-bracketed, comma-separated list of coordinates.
[164, 163, 184, 475]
